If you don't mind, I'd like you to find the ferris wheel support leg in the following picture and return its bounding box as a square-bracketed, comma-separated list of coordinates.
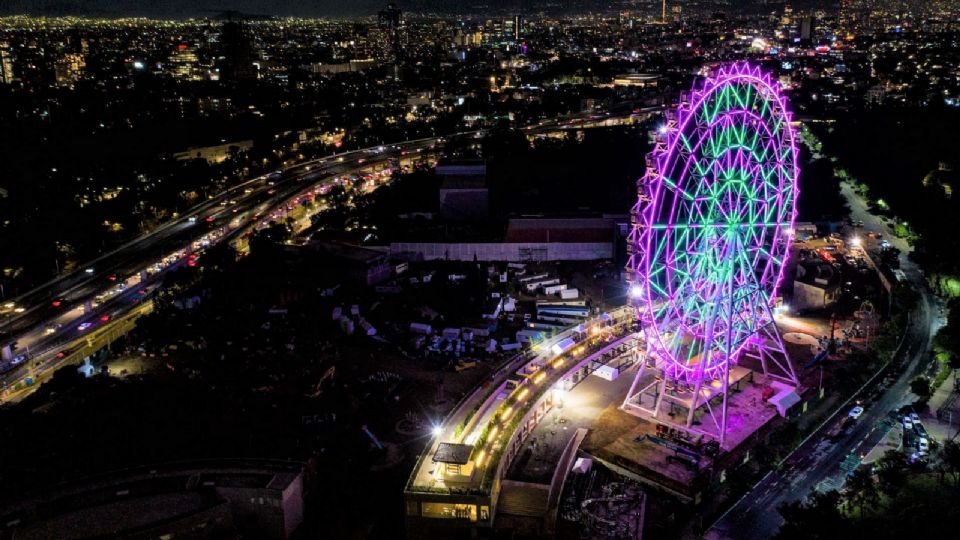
[720, 269, 736, 449]
[686, 377, 703, 429]
[652, 377, 666, 417]
[623, 351, 647, 405]
[622, 353, 648, 410]
[758, 299, 799, 387]
[719, 365, 730, 449]
[622, 351, 662, 415]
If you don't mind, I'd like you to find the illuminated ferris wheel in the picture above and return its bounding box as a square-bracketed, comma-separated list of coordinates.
[622, 63, 800, 447]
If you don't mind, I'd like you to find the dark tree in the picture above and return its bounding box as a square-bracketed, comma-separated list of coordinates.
[775, 490, 853, 540]
[875, 450, 908, 498]
[844, 467, 880, 519]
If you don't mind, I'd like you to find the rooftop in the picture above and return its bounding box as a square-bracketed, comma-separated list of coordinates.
[433, 443, 475, 465]
[505, 217, 615, 243]
[308, 240, 389, 264]
[440, 175, 487, 190]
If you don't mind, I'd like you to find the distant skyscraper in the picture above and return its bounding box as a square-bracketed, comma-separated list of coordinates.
[799, 16, 814, 42]
[169, 44, 200, 81]
[219, 21, 258, 81]
[0, 42, 15, 85]
[378, 2, 403, 75]
[15, 42, 51, 89]
[838, 0, 853, 37]
[513, 14, 522, 42]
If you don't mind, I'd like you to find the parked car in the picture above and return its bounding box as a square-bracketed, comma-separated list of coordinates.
[919, 438, 930, 453]
[903, 417, 913, 431]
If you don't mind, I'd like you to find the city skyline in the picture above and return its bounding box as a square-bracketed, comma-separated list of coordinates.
[0, 0, 848, 18]
[0, 1, 959, 538]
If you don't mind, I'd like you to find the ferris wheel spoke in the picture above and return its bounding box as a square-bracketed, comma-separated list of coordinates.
[628, 63, 799, 430]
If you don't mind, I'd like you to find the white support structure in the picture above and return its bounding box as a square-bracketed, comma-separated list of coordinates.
[622, 236, 798, 449]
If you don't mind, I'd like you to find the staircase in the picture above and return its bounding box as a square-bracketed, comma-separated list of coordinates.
[497, 481, 549, 517]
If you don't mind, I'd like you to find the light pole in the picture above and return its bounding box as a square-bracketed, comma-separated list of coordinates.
[819, 364, 824, 397]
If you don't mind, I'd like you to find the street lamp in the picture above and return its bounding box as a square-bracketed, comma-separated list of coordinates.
[553, 385, 567, 408]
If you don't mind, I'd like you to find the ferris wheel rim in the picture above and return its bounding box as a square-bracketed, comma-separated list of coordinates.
[631, 63, 800, 380]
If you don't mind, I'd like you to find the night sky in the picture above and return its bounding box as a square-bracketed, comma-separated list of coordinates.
[0, 0, 830, 18]
[0, 0, 531, 17]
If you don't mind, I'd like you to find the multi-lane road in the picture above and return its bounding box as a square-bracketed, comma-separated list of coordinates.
[707, 177, 944, 539]
[0, 137, 444, 398]
[0, 109, 662, 401]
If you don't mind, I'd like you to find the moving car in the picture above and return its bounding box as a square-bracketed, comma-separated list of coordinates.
[848, 406, 865, 420]
[77, 322, 93, 331]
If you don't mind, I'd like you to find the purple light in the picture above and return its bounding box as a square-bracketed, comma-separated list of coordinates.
[628, 62, 799, 385]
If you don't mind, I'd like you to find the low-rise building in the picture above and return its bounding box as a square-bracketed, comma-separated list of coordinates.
[793, 261, 841, 311]
[437, 160, 488, 221]
[309, 240, 393, 286]
[0, 459, 304, 540]
[391, 216, 617, 262]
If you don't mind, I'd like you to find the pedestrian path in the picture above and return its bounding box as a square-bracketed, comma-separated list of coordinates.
[862, 421, 901, 464]
[924, 369, 959, 441]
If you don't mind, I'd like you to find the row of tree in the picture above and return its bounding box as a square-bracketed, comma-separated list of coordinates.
[777, 442, 960, 539]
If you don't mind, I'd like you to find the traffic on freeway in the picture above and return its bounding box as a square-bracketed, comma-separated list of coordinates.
[0, 109, 658, 401]
[0, 136, 444, 398]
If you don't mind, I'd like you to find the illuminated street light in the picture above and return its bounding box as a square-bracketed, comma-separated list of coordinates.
[553, 386, 567, 408]
[431, 424, 442, 437]
[628, 284, 643, 299]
